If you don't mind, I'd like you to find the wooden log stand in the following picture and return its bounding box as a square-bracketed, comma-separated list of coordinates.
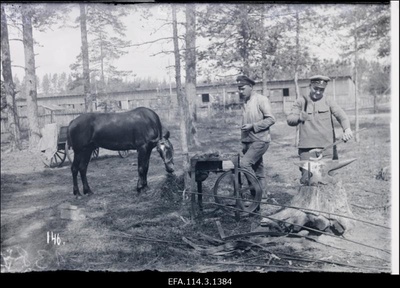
[261, 158, 357, 236]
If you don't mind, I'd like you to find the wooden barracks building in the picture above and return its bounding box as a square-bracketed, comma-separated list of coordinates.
[15, 75, 357, 114]
[2, 76, 367, 132]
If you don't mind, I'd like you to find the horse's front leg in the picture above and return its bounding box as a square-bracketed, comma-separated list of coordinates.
[79, 149, 94, 195]
[137, 145, 152, 193]
[71, 153, 82, 197]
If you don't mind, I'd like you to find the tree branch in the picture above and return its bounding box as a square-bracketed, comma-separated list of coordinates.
[6, 22, 22, 33]
[129, 37, 173, 47]
[9, 38, 23, 42]
[150, 50, 174, 57]
[150, 21, 171, 36]
[11, 65, 25, 70]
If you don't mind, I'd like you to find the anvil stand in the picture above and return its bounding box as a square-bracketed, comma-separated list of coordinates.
[260, 157, 357, 236]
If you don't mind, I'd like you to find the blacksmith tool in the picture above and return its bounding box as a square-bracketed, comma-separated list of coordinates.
[294, 158, 357, 185]
[310, 128, 367, 161]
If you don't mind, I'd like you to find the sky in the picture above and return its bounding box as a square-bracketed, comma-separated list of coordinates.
[6, 3, 396, 83]
[7, 3, 177, 83]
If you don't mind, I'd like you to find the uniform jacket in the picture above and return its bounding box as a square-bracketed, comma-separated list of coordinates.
[241, 92, 276, 143]
[287, 94, 350, 149]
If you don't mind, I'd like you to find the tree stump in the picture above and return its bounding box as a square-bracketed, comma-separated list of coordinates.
[261, 159, 357, 236]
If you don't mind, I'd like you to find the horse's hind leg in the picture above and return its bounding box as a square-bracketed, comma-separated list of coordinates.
[79, 149, 94, 195]
[71, 152, 82, 197]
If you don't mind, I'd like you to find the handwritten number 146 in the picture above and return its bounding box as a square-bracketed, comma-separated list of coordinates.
[47, 232, 62, 245]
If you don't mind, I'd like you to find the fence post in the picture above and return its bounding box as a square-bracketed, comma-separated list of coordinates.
[282, 95, 286, 114]
[333, 78, 336, 102]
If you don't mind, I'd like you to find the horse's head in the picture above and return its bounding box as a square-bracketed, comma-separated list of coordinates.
[156, 131, 174, 173]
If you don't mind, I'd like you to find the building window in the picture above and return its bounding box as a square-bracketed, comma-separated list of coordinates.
[283, 88, 290, 97]
[202, 94, 210, 103]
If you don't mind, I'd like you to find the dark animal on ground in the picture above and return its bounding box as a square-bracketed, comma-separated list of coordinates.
[67, 107, 174, 197]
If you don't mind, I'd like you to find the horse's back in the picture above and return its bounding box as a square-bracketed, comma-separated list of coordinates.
[68, 107, 163, 151]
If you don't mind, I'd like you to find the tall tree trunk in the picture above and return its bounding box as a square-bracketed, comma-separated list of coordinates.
[261, 65, 269, 97]
[354, 22, 360, 143]
[80, 3, 92, 112]
[21, 5, 40, 151]
[185, 4, 199, 146]
[1, 6, 21, 150]
[239, 7, 250, 75]
[100, 33, 105, 88]
[261, 5, 269, 97]
[99, 32, 109, 112]
[172, 5, 191, 192]
[294, 10, 301, 147]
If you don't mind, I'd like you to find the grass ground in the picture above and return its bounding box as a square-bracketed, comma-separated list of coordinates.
[0, 109, 393, 275]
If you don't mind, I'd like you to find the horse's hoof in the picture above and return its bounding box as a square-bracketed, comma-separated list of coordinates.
[137, 186, 149, 194]
[74, 191, 82, 199]
[83, 189, 93, 196]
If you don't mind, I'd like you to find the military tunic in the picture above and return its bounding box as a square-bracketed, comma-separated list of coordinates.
[240, 92, 275, 194]
[241, 92, 275, 143]
[287, 94, 350, 149]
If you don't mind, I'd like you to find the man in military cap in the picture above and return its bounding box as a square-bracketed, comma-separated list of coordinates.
[287, 75, 353, 184]
[236, 75, 276, 200]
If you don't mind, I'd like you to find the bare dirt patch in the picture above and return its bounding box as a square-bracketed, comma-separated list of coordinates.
[1, 111, 393, 274]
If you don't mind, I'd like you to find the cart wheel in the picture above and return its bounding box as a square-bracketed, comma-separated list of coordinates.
[92, 147, 99, 159]
[213, 168, 262, 216]
[118, 150, 130, 158]
[41, 148, 66, 168]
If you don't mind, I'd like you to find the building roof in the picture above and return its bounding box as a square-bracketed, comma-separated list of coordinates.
[39, 104, 65, 111]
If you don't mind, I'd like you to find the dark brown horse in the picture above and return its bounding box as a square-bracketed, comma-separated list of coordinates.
[67, 107, 174, 197]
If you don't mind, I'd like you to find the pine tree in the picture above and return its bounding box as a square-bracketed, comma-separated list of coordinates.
[172, 4, 191, 196]
[51, 73, 59, 94]
[58, 72, 67, 94]
[42, 74, 51, 95]
[1, 4, 21, 150]
[71, 3, 132, 112]
[334, 4, 390, 142]
[5, 3, 70, 150]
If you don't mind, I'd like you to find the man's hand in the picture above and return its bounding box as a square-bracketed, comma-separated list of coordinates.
[299, 111, 308, 122]
[342, 128, 353, 142]
[241, 124, 253, 132]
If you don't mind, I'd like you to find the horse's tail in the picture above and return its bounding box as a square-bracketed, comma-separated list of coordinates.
[66, 119, 74, 149]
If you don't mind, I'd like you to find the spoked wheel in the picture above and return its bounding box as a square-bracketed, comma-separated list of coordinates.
[118, 150, 130, 158]
[91, 147, 99, 160]
[40, 147, 67, 168]
[213, 168, 262, 217]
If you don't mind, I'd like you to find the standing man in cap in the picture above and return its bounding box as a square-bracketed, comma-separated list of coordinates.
[237, 75, 276, 200]
[287, 75, 353, 184]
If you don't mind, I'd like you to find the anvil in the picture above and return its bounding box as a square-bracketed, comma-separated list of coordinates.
[294, 158, 357, 185]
